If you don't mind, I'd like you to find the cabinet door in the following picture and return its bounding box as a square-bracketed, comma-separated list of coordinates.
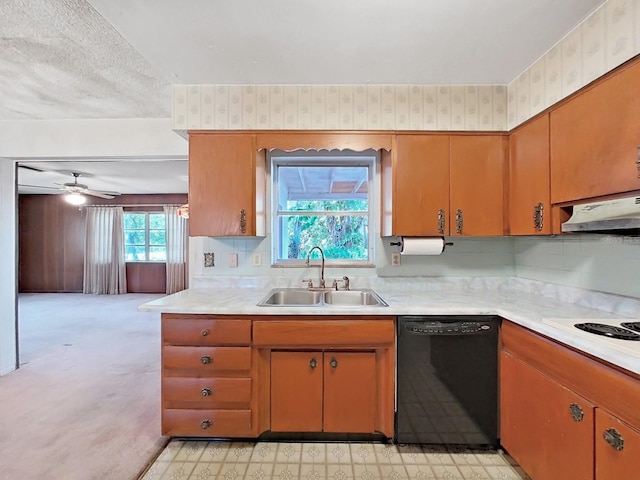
[450, 135, 507, 236]
[270, 351, 323, 432]
[393, 135, 450, 236]
[550, 60, 640, 203]
[596, 409, 640, 479]
[509, 114, 551, 235]
[188, 133, 256, 236]
[323, 352, 376, 433]
[500, 352, 595, 480]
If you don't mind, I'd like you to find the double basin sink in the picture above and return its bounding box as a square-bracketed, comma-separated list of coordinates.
[258, 288, 388, 307]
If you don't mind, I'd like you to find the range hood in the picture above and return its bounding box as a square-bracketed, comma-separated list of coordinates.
[562, 195, 640, 234]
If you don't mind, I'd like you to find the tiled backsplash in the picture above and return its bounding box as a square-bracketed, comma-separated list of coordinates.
[189, 236, 516, 283]
[515, 235, 640, 299]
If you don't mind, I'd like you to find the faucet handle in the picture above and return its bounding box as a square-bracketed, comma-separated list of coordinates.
[302, 279, 314, 289]
[335, 276, 350, 291]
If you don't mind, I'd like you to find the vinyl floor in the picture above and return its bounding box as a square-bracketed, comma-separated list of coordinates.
[139, 440, 531, 480]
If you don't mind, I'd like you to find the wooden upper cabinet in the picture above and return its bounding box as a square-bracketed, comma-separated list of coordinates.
[450, 135, 508, 236]
[596, 409, 640, 479]
[500, 352, 595, 480]
[392, 134, 450, 236]
[550, 59, 640, 204]
[188, 133, 265, 237]
[509, 114, 551, 235]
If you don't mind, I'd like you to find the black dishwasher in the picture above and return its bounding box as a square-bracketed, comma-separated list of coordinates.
[396, 315, 500, 447]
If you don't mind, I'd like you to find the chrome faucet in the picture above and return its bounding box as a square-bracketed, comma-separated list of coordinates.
[305, 246, 326, 288]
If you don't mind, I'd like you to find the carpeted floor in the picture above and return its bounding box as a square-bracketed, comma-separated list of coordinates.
[0, 293, 168, 480]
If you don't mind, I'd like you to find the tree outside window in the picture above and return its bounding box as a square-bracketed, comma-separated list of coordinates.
[272, 153, 375, 265]
[124, 212, 167, 261]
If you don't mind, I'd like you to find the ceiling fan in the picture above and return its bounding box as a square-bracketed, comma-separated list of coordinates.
[19, 170, 121, 204]
[57, 172, 121, 200]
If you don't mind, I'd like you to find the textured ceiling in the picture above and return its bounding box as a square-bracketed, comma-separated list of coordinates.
[0, 0, 171, 120]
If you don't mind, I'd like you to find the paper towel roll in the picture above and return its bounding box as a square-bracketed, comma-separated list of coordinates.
[399, 237, 446, 255]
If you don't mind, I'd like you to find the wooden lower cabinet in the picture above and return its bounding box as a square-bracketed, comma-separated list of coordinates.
[501, 321, 640, 480]
[161, 314, 394, 438]
[270, 351, 376, 434]
[596, 409, 640, 478]
[161, 315, 254, 437]
[270, 351, 324, 432]
[500, 352, 595, 480]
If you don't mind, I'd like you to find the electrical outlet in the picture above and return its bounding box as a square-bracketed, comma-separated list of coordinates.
[391, 252, 401, 266]
[228, 253, 238, 268]
[252, 252, 262, 267]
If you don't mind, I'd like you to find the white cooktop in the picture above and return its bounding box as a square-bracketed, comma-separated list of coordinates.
[543, 318, 640, 360]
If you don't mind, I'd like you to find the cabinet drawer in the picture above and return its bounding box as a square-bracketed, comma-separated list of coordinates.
[253, 320, 395, 347]
[162, 317, 251, 345]
[163, 346, 252, 372]
[163, 377, 252, 405]
[162, 408, 252, 437]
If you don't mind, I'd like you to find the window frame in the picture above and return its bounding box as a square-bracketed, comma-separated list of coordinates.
[270, 151, 377, 267]
[123, 211, 167, 262]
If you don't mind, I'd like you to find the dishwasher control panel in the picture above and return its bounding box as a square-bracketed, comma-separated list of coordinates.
[405, 321, 493, 335]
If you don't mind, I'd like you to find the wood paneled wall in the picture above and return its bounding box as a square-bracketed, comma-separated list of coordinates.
[18, 194, 187, 293]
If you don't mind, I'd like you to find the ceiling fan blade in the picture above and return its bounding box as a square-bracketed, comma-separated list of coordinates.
[84, 190, 118, 199]
[18, 184, 60, 190]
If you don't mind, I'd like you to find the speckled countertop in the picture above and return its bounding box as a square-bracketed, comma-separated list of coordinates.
[140, 276, 640, 375]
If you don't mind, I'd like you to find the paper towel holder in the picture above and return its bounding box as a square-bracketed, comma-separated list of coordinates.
[390, 238, 454, 248]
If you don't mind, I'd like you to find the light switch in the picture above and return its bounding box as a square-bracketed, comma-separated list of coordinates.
[228, 253, 238, 267]
[252, 252, 262, 267]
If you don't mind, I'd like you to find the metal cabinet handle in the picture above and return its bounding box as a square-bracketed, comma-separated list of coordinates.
[438, 209, 445, 234]
[201, 387, 212, 397]
[201, 329, 209, 337]
[569, 403, 584, 422]
[533, 202, 544, 232]
[309, 358, 317, 369]
[604, 428, 624, 451]
[330, 357, 338, 369]
[200, 419, 212, 430]
[201, 356, 212, 365]
[636, 147, 640, 178]
[455, 209, 463, 234]
[240, 209, 247, 234]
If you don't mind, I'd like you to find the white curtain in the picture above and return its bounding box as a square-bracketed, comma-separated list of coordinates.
[164, 205, 188, 294]
[83, 206, 127, 295]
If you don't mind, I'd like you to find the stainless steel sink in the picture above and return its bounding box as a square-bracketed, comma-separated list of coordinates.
[257, 288, 387, 307]
[258, 289, 323, 306]
[323, 289, 388, 306]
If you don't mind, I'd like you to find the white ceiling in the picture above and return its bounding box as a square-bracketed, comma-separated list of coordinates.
[5, 0, 607, 194]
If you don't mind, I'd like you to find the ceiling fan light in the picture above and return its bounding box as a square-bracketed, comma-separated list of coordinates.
[65, 193, 86, 205]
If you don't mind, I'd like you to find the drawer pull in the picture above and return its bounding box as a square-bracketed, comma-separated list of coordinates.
[201, 387, 212, 397]
[309, 358, 317, 369]
[438, 209, 445, 234]
[455, 209, 463, 234]
[201, 356, 213, 365]
[201, 329, 209, 337]
[200, 419, 212, 430]
[330, 357, 338, 369]
[569, 403, 584, 422]
[604, 428, 624, 451]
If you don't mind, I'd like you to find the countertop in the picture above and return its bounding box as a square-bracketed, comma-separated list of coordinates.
[140, 277, 640, 376]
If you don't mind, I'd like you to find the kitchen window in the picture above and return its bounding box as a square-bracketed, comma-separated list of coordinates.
[271, 151, 376, 266]
[123, 212, 167, 261]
